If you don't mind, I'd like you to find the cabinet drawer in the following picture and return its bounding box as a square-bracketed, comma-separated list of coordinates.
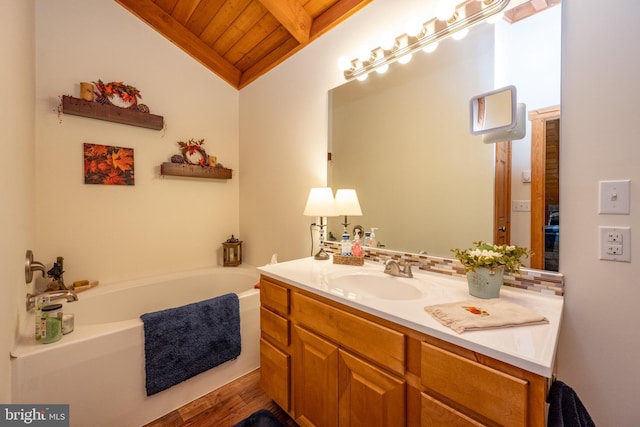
[260, 276, 290, 315]
[292, 293, 405, 375]
[260, 338, 290, 411]
[421, 393, 487, 427]
[421, 343, 528, 426]
[261, 306, 290, 347]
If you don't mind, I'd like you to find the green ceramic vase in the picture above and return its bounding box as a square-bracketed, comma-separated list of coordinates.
[466, 267, 504, 299]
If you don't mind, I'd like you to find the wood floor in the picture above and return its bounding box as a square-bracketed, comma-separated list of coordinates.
[144, 369, 298, 427]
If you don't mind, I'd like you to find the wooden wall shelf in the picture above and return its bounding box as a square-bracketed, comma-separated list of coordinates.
[61, 95, 164, 130]
[160, 162, 232, 180]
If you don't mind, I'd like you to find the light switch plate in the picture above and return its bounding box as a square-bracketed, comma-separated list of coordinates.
[599, 180, 631, 214]
[599, 226, 631, 262]
[512, 200, 531, 212]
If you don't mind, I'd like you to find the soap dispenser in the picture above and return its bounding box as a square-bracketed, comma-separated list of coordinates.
[365, 228, 378, 248]
[352, 231, 363, 257]
[341, 234, 353, 256]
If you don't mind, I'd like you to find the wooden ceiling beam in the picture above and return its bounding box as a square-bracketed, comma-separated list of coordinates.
[531, 0, 549, 11]
[115, 0, 242, 88]
[503, 0, 560, 24]
[311, 0, 373, 39]
[257, 0, 312, 44]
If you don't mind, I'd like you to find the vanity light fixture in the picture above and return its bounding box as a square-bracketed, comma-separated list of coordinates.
[303, 187, 338, 260]
[338, 0, 510, 82]
[335, 189, 363, 235]
[451, 27, 470, 40]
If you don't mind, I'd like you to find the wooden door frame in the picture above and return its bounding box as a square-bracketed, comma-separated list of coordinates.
[529, 106, 560, 269]
[494, 141, 512, 245]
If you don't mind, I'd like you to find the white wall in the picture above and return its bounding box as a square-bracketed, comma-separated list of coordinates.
[240, 0, 443, 265]
[558, 0, 640, 424]
[34, 0, 239, 295]
[0, 0, 35, 401]
[240, 0, 640, 424]
[495, 7, 562, 250]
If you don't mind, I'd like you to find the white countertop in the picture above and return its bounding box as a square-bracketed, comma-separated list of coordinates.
[258, 257, 563, 377]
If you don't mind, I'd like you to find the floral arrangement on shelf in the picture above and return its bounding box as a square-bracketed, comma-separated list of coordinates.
[93, 80, 141, 107]
[451, 241, 531, 273]
[177, 138, 208, 167]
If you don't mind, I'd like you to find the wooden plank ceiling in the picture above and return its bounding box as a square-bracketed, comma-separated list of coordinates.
[115, 0, 372, 90]
[115, 0, 559, 90]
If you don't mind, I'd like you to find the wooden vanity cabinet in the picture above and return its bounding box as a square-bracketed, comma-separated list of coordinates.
[259, 275, 549, 427]
[259, 278, 291, 411]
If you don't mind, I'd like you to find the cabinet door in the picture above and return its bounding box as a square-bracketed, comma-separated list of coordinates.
[338, 349, 406, 427]
[260, 338, 290, 411]
[293, 325, 339, 427]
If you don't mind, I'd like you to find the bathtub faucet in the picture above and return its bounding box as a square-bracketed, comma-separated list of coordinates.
[26, 289, 78, 311]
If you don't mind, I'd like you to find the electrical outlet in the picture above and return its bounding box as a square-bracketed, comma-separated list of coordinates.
[600, 226, 631, 262]
[606, 245, 622, 255]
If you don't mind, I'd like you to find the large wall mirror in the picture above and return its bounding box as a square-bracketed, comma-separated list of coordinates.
[327, 4, 561, 269]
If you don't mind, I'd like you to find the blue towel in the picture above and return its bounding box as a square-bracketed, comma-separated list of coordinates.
[547, 380, 595, 427]
[233, 409, 285, 427]
[141, 293, 241, 396]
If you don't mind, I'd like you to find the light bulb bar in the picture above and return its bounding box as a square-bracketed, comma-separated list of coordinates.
[341, 0, 511, 81]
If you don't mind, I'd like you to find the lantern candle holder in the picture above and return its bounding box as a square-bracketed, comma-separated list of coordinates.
[223, 235, 243, 267]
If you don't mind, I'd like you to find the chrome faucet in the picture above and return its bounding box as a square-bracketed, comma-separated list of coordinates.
[384, 259, 413, 278]
[26, 289, 78, 311]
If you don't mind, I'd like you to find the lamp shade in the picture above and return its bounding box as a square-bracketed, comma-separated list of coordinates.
[335, 189, 362, 216]
[303, 187, 338, 217]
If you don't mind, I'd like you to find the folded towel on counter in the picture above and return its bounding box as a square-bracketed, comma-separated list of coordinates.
[424, 299, 548, 333]
[141, 293, 241, 396]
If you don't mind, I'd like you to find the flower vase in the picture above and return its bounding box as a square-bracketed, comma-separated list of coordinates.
[466, 267, 504, 299]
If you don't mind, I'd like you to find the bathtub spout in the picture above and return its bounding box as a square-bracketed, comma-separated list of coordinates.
[26, 290, 78, 311]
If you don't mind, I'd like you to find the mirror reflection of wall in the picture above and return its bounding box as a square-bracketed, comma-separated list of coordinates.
[327, 5, 561, 265]
[328, 25, 495, 256]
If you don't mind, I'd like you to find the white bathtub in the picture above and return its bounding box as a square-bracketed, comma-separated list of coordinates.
[11, 266, 261, 427]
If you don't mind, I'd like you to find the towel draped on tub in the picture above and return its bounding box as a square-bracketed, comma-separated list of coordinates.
[140, 292, 241, 396]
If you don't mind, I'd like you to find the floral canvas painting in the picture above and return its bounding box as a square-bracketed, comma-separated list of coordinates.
[84, 143, 135, 185]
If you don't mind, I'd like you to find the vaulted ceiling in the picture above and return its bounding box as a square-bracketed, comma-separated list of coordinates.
[115, 0, 559, 91]
[115, 0, 373, 90]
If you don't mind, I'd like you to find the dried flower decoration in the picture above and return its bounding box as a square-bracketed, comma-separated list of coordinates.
[93, 80, 141, 106]
[177, 138, 208, 167]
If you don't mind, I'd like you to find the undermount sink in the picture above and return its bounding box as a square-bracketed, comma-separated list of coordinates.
[328, 272, 423, 300]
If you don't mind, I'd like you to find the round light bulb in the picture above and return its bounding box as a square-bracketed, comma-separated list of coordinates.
[337, 56, 352, 71]
[356, 45, 372, 63]
[452, 28, 469, 40]
[486, 12, 504, 24]
[422, 42, 439, 53]
[398, 53, 412, 65]
[375, 64, 389, 74]
[436, 0, 456, 21]
[405, 17, 424, 37]
[357, 73, 369, 81]
[379, 32, 396, 51]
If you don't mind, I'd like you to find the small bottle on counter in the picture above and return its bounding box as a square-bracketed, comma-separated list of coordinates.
[41, 303, 63, 344]
[352, 231, 363, 257]
[34, 294, 50, 341]
[363, 231, 374, 247]
[341, 234, 353, 256]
